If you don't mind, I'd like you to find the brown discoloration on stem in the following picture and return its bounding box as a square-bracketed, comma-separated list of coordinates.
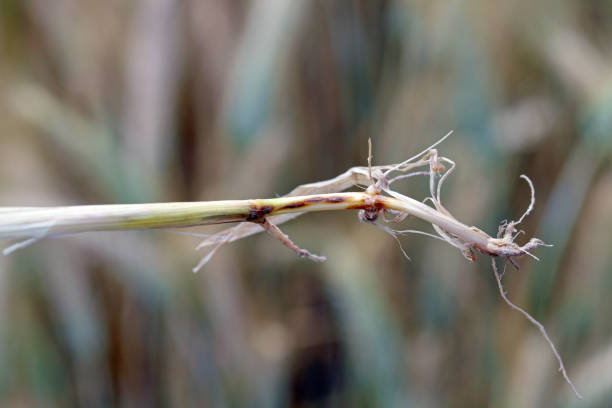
[348, 194, 385, 223]
[278, 202, 307, 210]
[303, 196, 346, 204]
[346, 195, 383, 211]
[246, 203, 274, 222]
[278, 195, 346, 210]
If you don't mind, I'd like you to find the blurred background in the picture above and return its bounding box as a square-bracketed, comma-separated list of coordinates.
[0, 0, 611, 407]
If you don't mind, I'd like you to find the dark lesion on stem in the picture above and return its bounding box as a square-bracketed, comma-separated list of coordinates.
[277, 195, 347, 211]
[244, 193, 385, 261]
[278, 202, 307, 210]
[347, 194, 385, 223]
[246, 204, 274, 222]
[243, 195, 356, 262]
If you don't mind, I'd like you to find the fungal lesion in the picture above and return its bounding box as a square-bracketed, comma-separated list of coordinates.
[245, 204, 274, 222]
[277, 195, 346, 211]
[278, 202, 306, 210]
[246, 196, 350, 261]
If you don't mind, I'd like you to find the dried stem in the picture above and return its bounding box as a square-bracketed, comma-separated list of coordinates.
[0, 191, 540, 259]
[0, 135, 581, 398]
[0, 139, 550, 265]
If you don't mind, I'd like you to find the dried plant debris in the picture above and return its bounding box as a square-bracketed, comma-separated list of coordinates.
[193, 133, 582, 398]
[0, 132, 581, 398]
[197, 131, 550, 269]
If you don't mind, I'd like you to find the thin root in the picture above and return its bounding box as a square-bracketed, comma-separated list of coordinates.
[436, 157, 456, 213]
[383, 130, 454, 178]
[516, 174, 535, 226]
[388, 171, 431, 186]
[375, 223, 411, 261]
[507, 256, 520, 271]
[368, 138, 373, 183]
[192, 225, 240, 272]
[394, 228, 447, 242]
[491, 258, 583, 399]
[259, 218, 326, 262]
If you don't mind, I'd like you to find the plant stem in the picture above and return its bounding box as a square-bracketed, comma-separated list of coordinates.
[0, 192, 488, 243]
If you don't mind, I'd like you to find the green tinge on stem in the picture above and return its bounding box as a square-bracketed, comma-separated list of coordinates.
[0, 194, 361, 240]
[0, 192, 490, 252]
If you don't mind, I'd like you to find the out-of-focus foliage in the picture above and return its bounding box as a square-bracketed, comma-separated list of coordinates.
[1, 1, 611, 407]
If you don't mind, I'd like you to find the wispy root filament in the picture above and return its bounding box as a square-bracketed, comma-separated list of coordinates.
[492, 259, 582, 399]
